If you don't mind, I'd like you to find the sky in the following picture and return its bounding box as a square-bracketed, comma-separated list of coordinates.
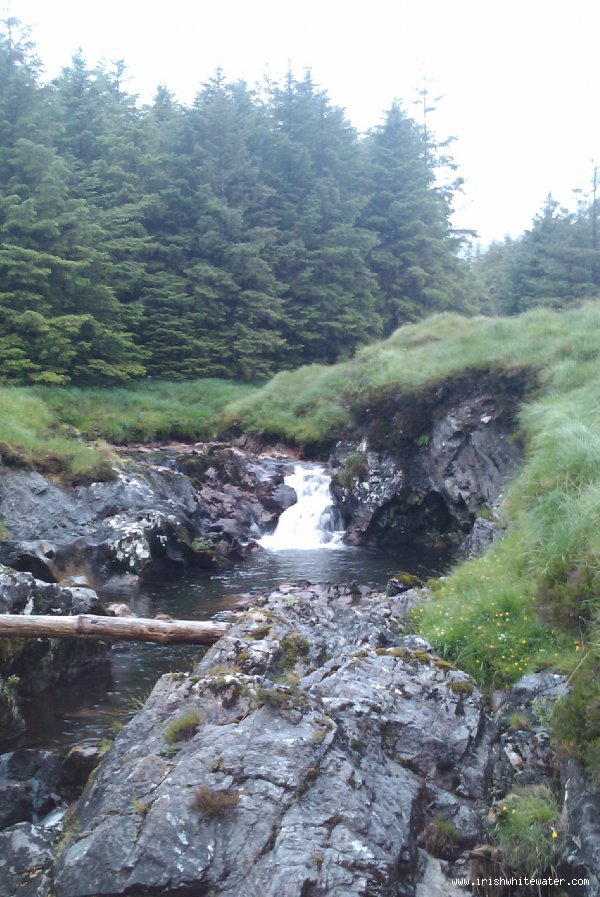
[6, 0, 600, 245]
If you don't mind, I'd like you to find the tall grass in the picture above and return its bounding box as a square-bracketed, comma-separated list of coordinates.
[225, 302, 600, 445]
[36, 379, 258, 444]
[0, 378, 257, 480]
[0, 386, 115, 481]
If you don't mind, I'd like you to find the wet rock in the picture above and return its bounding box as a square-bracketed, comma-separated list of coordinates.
[0, 674, 25, 740]
[0, 447, 295, 586]
[59, 742, 103, 796]
[0, 565, 110, 727]
[332, 370, 526, 549]
[387, 571, 424, 596]
[0, 822, 56, 897]
[53, 583, 491, 897]
[178, 444, 294, 546]
[0, 750, 63, 830]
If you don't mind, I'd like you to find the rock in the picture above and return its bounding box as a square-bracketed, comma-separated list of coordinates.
[488, 672, 600, 896]
[0, 446, 296, 586]
[0, 750, 64, 830]
[53, 583, 491, 897]
[0, 674, 24, 740]
[105, 602, 135, 617]
[0, 565, 110, 730]
[178, 445, 295, 546]
[559, 761, 600, 897]
[332, 370, 526, 550]
[458, 517, 501, 559]
[387, 571, 423, 596]
[415, 852, 470, 896]
[0, 822, 56, 897]
[60, 742, 103, 796]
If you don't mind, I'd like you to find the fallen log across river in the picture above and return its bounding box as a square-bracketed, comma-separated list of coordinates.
[0, 614, 230, 645]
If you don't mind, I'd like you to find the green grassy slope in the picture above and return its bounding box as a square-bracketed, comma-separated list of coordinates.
[0, 379, 258, 482]
[225, 304, 600, 445]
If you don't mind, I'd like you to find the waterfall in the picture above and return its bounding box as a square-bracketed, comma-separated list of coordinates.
[259, 464, 344, 550]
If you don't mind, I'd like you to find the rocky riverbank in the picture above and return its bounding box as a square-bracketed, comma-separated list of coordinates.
[0, 443, 296, 587]
[329, 369, 525, 550]
[1, 581, 597, 897]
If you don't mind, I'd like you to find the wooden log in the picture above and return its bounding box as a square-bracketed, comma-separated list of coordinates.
[0, 614, 229, 645]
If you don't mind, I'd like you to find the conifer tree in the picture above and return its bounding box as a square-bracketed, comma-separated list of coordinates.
[360, 101, 468, 333]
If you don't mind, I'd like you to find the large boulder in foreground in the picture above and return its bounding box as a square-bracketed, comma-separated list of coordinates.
[54, 584, 490, 897]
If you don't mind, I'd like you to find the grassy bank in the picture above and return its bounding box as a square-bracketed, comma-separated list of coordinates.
[0, 387, 116, 482]
[0, 379, 258, 481]
[224, 303, 600, 445]
[36, 379, 258, 444]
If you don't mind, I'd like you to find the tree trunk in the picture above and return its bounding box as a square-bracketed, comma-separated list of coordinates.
[0, 614, 229, 645]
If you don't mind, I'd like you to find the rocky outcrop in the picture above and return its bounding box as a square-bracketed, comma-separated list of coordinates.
[0, 743, 105, 897]
[330, 369, 526, 549]
[52, 583, 492, 897]
[491, 673, 600, 896]
[0, 445, 294, 586]
[176, 444, 296, 549]
[0, 822, 57, 897]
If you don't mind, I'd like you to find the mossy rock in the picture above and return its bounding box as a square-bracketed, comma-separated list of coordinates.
[387, 571, 423, 597]
[447, 679, 474, 696]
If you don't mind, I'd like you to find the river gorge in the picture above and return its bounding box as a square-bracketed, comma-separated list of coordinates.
[1, 371, 598, 897]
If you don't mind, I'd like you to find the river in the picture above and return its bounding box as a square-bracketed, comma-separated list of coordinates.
[15, 464, 449, 750]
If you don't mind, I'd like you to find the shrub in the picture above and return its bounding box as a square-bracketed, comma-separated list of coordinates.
[550, 652, 600, 779]
[336, 452, 368, 489]
[423, 813, 459, 858]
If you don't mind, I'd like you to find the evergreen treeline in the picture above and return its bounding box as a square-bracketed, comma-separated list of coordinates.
[0, 19, 473, 385]
[473, 191, 600, 315]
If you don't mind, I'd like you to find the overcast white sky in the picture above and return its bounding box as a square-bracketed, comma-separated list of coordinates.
[7, 0, 600, 245]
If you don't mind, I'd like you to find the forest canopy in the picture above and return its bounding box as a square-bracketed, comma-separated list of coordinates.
[0, 18, 475, 384]
[1, 17, 600, 386]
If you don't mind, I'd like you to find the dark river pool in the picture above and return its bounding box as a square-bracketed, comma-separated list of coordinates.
[14, 542, 448, 751]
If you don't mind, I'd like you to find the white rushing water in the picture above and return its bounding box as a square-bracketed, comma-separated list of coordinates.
[259, 464, 345, 551]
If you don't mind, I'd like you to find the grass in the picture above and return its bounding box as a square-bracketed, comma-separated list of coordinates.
[35, 378, 258, 444]
[163, 708, 204, 744]
[492, 785, 564, 885]
[224, 302, 600, 447]
[0, 385, 117, 482]
[0, 377, 257, 480]
[190, 785, 240, 816]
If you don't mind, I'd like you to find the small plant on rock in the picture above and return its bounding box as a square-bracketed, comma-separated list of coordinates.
[423, 813, 459, 858]
[191, 785, 240, 816]
[336, 452, 368, 489]
[506, 710, 532, 732]
[164, 708, 203, 744]
[492, 785, 563, 884]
